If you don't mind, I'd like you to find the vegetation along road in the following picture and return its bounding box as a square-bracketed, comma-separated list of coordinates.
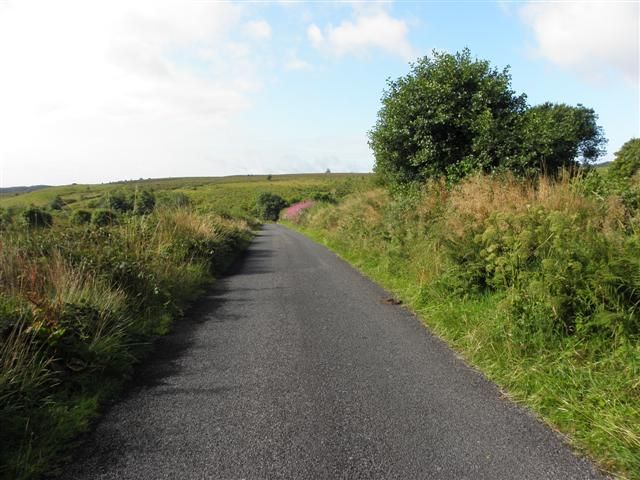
[64, 225, 605, 479]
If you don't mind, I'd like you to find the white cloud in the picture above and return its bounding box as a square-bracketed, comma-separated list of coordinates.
[244, 19, 272, 40]
[0, 0, 252, 119]
[520, 1, 639, 82]
[307, 24, 324, 48]
[308, 11, 415, 60]
[0, 0, 268, 186]
[285, 57, 312, 71]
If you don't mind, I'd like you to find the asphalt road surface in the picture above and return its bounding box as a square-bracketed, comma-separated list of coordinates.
[63, 225, 605, 480]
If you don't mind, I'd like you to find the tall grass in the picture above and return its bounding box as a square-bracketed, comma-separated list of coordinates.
[0, 208, 251, 479]
[290, 173, 640, 479]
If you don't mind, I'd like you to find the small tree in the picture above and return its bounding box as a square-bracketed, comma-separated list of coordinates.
[256, 192, 287, 221]
[516, 103, 606, 175]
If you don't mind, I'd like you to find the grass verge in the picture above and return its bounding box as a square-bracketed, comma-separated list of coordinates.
[0, 209, 253, 479]
[285, 175, 640, 479]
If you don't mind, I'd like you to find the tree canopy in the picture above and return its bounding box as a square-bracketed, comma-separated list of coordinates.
[369, 49, 607, 184]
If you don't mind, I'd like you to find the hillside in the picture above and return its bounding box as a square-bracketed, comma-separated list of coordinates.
[0, 174, 371, 218]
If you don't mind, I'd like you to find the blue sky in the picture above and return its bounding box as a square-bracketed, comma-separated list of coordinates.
[0, 0, 638, 186]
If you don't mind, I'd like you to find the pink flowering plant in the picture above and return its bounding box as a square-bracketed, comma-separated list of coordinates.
[282, 200, 315, 222]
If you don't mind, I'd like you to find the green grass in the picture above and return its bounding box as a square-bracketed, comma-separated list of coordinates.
[0, 173, 369, 479]
[0, 210, 253, 479]
[0, 173, 371, 215]
[286, 175, 640, 479]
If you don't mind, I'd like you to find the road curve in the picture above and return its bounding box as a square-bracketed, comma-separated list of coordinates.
[64, 225, 604, 480]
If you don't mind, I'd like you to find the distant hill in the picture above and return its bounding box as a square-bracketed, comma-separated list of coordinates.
[0, 185, 50, 195]
[594, 161, 612, 169]
[0, 173, 373, 213]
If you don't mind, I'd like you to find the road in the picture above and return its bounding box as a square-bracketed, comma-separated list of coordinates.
[64, 224, 604, 479]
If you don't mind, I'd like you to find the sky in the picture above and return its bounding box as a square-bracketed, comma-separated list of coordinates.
[0, 0, 638, 187]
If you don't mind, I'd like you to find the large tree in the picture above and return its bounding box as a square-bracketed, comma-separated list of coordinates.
[369, 49, 607, 184]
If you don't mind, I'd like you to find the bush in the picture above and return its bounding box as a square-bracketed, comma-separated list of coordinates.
[21, 207, 52, 229]
[575, 138, 640, 212]
[157, 192, 192, 209]
[609, 138, 640, 181]
[70, 210, 92, 225]
[310, 191, 336, 203]
[49, 195, 65, 210]
[91, 209, 117, 227]
[0, 208, 12, 230]
[446, 207, 640, 340]
[369, 49, 606, 185]
[256, 192, 287, 221]
[105, 191, 133, 213]
[133, 190, 155, 215]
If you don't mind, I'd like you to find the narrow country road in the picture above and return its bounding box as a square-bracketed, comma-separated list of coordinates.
[64, 225, 605, 480]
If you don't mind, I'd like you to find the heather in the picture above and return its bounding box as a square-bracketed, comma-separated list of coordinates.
[289, 172, 640, 478]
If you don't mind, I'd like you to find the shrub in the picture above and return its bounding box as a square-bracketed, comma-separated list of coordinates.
[70, 210, 92, 225]
[21, 207, 52, 228]
[156, 192, 192, 209]
[608, 138, 640, 181]
[105, 191, 133, 213]
[133, 190, 155, 215]
[497, 209, 640, 341]
[91, 209, 117, 227]
[49, 195, 65, 210]
[435, 178, 639, 341]
[310, 191, 336, 203]
[0, 208, 12, 230]
[256, 192, 287, 221]
[575, 138, 640, 213]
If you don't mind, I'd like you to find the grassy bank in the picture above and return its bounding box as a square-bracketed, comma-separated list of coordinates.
[0, 209, 252, 479]
[0, 173, 369, 478]
[287, 174, 640, 479]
